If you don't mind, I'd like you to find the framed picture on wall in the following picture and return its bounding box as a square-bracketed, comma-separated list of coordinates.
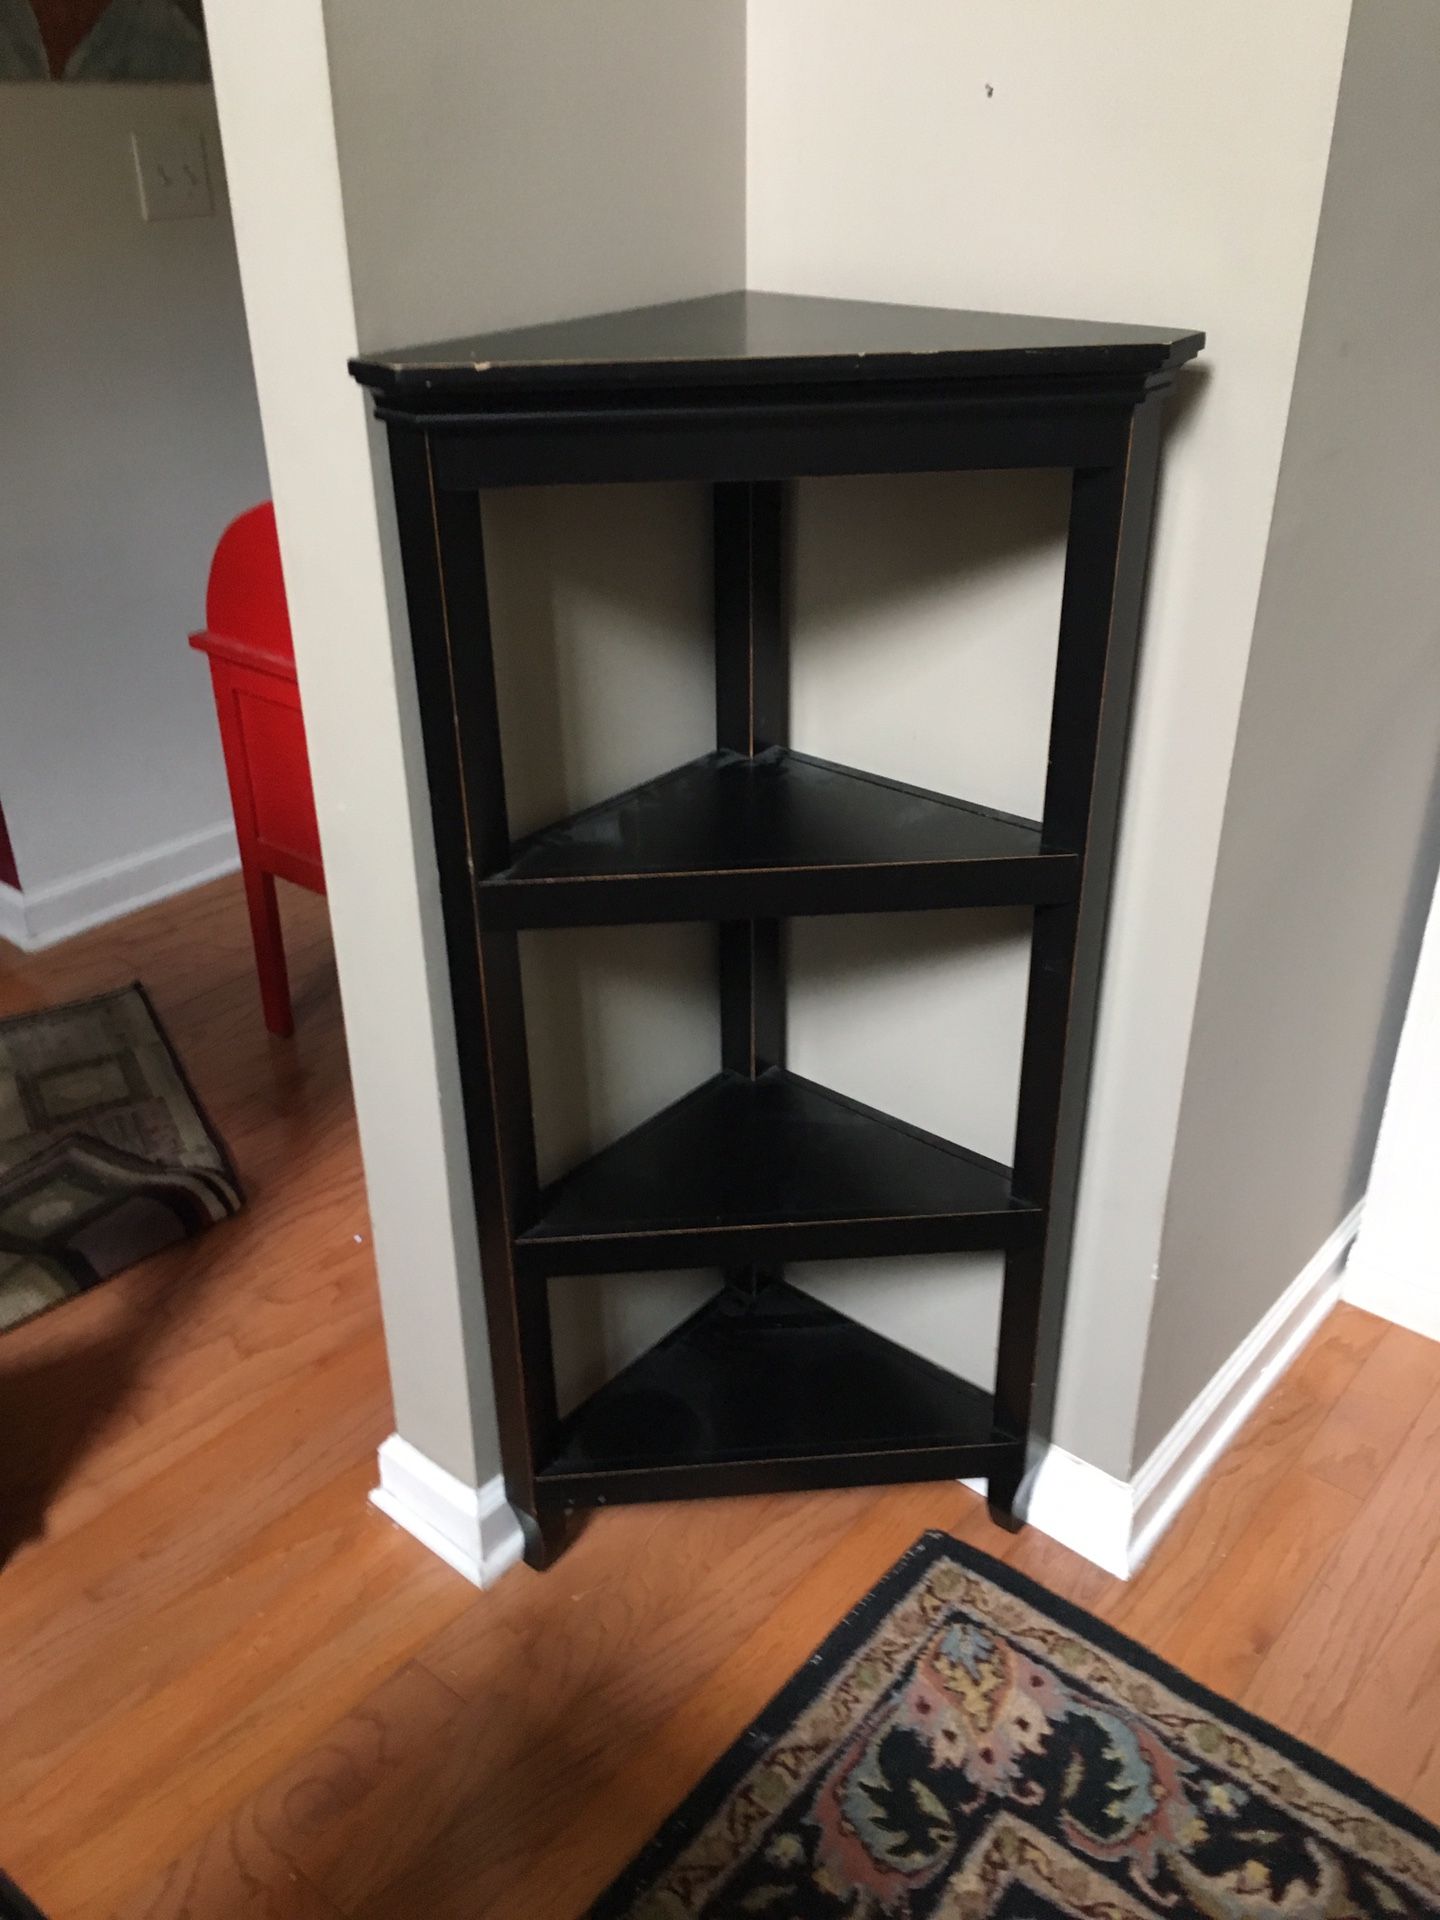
[0, 0, 208, 82]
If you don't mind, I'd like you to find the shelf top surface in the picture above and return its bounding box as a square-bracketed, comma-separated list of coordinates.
[541, 1281, 998, 1480]
[350, 289, 1204, 400]
[490, 748, 1050, 888]
[523, 1064, 1035, 1246]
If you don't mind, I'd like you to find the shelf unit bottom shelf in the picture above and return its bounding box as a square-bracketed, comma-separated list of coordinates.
[537, 1279, 1022, 1508]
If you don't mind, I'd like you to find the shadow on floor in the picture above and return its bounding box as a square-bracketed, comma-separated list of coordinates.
[0, 891, 349, 1567]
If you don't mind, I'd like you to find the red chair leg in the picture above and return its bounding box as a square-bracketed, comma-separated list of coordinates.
[243, 863, 294, 1038]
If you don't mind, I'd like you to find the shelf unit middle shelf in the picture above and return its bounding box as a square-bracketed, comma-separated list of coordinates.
[515, 1066, 1042, 1278]
[492, 747, 1055, 1278]
[477, 745, 1079, 929]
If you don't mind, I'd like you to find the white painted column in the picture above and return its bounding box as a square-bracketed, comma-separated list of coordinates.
[204, 0, 508, 1517]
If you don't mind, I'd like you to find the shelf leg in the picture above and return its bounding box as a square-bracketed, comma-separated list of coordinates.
[521, 1504, 583, 1571]
[387, 427, 561, 1560]
[995, 393, 1169, 1505]
[986, 1479, 1025, 1533]
[989, 1241, 1041, 1528]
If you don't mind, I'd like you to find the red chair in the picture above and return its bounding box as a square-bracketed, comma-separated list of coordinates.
[191, 503, 324, 1037]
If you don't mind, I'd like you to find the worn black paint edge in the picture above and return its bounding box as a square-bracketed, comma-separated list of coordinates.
[511, 1214, 1044, 1279]
[537, 1441, 1023, 1508]
[360, 377, 1178, 431]
[477, 863, 1078, 930]
[350, 338, 1206, 397]
[489, 745, 1047, 865]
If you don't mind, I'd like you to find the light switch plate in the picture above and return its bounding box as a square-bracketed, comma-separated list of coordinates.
[131, 128, 213, 222]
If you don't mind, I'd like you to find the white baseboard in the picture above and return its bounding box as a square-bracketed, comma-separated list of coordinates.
[0, 883, 27, 949]
[372, 1210, 1365, 1592]
[1020, 1444, 1136, 1578]
[1018, 1200, 1364, 1579]
[0, 822, 239, 952]
[370, 1433, 525, 1588]
[1343, 1257, 1440, 1344]
[1125, 1199, 1363, 1568]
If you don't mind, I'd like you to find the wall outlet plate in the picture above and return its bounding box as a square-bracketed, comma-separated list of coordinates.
[131, 128, 213, 223]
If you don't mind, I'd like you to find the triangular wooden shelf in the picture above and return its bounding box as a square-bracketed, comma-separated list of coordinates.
[480, 747, 1076, 927]
[539, 1279, 1018, 1504]
[515, 1065, 1041, 1277]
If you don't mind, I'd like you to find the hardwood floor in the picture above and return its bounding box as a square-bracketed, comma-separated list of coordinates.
[0, 874, 1435, 1917]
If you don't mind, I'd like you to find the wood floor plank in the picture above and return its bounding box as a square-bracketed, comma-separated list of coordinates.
[5, 1452, 392, 1813]
[1317, 1533, 1440, 1822]
[0, 876, 332, 1023]
[1109, 1305, 1387, 1645]
[996, 1516, 1120, 1615]
[422, 1483, 872, 1698]
[0, 1203, 376, 1558]
[1243, 1383, 1440, 1749]
[0, 892, 363, 1565]
[114, 1663, 465, 1920]
[122, 1861, 346, 1920]
[0, 882, 426, 1919]
[407, 1488, 1006, 1920]
[19, 1487, 472, 1920]
[350, 1485, 893, 1916]
[1286, 1301, 1392, 1400]
[1149, 1464, 1359, 1698]
[1299, 1320, 1440, 1498]
[105, 1484, 913, 1920]
[0, 1333, 393, 1726]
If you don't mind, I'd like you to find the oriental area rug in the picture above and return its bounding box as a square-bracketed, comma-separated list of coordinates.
[0, 984, 241, 1333]
[590, 1531, 1440, 1919]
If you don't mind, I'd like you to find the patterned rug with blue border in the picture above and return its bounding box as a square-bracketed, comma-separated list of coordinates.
[590, 1530, 1440, 1919]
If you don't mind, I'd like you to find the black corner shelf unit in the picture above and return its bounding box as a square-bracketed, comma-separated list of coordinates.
[352, 290, 1204, 1570]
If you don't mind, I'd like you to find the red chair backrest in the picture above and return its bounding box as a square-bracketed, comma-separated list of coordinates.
[205, 502, 294, 664]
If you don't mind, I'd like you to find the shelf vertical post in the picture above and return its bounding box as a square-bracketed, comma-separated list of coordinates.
[992, 388, 1169, 1521]
[715, 481, 787, 1303]
[386, 426, 564, 1569]
[714, 481, 788, 1078]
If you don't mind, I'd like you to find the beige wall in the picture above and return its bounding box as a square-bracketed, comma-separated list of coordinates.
[325, 0, 748, 1422]
[0, 85, 267, 930]
[783, 470, 1067, 1373]
[747, 0, 1351, 1474]
[205, 0, 745, 1483]
[1135, 0, 1440, 1464]
[328, 7, 744, 353]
